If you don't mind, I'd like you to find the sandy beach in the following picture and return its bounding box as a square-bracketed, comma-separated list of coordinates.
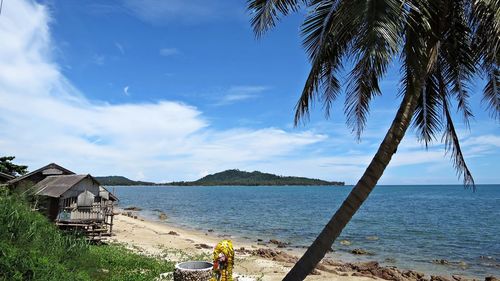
[110, 211, 483, 281]
[111, 212, 381, 281]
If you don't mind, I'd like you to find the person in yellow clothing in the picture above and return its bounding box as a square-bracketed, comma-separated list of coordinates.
[210, 240, 234, 281]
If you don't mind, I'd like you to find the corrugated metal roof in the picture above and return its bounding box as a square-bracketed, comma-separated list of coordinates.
[8, 163, 75, 184]
[34, 175, 88, 198]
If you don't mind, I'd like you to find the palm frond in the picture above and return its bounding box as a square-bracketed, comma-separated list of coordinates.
[412, 73, 443, 147]
[345, 0, 406, 138]
[471, 0, 500, 120]
[482, 69, 500, 120]
[440, 0, 476, 127]
[471, 0, 500, 67]
[442, 94, 475, 189]
[321, 61, 341, 118]
[248, 0, 305, 37]
[403, 1, 442, 145]
[294, 0, 363, 124]
[294, 54, 342, 124]
[400, 2, 430, 85]
[301, 0, 348, 61]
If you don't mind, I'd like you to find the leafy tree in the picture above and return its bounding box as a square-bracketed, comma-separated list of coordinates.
[0, 156, 28, 177]
[247, 0, 499, 280]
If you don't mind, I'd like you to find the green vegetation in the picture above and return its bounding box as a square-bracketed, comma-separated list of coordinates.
[95, 176, 155, 186]
[170, 169, 344, 186]
[0, 189, 174, 281]
[98, 170, 344, 186]
[0, 156, 28, 177]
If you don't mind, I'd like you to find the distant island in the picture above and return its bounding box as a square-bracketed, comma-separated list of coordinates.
[94, 176, 155, 186]
[96, 169, 344, 186]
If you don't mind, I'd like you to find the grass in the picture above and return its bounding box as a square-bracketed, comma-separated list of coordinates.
[0, 189, 174, 281]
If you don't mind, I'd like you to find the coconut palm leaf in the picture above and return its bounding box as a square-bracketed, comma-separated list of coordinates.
[405, 2, 442, 147]
[442, 94, 475, 188]
[247, 0, 306, 37]
[345, 0, 405, 138]
[295, 0, 362, 123]
[413, 73, 443, 146]
[439, 0, 476, 126]
[482, 69, 500, 120]
[471, 0, 500, 120]
[471, 0, 500, 66]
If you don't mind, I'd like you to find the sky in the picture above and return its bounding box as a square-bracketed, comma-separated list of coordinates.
[0, 0, 498, 184]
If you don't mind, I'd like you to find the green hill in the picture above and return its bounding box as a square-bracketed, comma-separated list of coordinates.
[169, 169, 344, 186]
[95, 176, 155, 186]
[96, 170, 344, 186]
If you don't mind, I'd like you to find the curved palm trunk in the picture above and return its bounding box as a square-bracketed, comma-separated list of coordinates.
[283, 88, 422, 281]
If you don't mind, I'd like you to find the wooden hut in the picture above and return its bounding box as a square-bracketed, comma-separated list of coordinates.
[32, 174, 117, 241]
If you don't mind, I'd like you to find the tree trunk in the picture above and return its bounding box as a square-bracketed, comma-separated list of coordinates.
[282, 88, 422, 281]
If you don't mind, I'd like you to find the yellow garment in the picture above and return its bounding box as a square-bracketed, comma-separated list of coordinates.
[210, 240, 234, 281]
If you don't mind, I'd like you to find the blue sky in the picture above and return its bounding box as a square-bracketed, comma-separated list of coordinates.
[0, 0, 498, 184]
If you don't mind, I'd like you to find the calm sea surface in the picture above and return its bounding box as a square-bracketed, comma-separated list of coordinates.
[113, 185, 499, 278]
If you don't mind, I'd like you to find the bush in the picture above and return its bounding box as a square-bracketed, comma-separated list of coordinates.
[0, 192, 174, 281]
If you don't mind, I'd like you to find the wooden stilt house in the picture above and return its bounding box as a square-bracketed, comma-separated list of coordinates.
[33, 174, 117, 241]
[7, 164, 118, 241]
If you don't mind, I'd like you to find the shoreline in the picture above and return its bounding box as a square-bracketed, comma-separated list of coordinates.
[110, 210, 493, 281]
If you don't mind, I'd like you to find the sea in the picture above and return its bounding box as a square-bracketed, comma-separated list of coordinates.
[112, 185, 499, 278]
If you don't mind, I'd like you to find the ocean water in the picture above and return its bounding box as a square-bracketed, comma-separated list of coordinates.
[113, 185, 499, 278]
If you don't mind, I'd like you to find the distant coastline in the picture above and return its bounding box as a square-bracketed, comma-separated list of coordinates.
[96, 169, 344, 186]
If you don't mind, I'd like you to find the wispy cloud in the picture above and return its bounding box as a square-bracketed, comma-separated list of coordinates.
[462, 135, 500, 148]
[159, 48, 179, 57]
[122, 0, 243, 25]
[115, 42, 125, 55]
[216, 86, 269, 106]
[85, 3, 127, 16]
[92, 54, 105, 65]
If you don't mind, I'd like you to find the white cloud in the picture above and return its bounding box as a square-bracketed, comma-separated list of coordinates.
[216, 86, 269, 105]
[0, 0, 325, 182]
[159, 48, 179, 57]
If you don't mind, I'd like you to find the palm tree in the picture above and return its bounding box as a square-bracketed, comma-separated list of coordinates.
[247, 0, 499, 280]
